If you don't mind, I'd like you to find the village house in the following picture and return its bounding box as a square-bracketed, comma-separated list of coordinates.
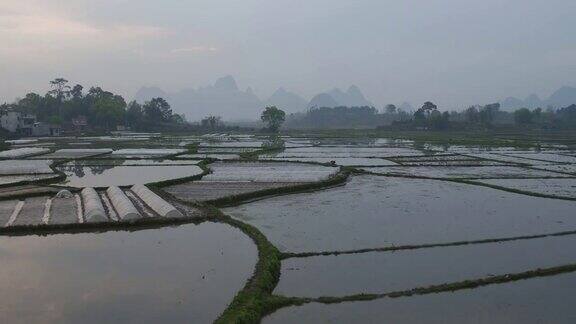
[0, 108, 60, 137]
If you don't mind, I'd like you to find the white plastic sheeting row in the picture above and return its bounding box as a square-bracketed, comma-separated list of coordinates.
[107, 186, 140, 220]
[81, 188, 107, 222]
[131, 184, 183, 218]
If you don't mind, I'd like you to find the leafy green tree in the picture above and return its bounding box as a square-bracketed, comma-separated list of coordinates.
[90, 92, 126, 129]
[17, 93, 43, 115]
[143, 97, 172, 122]
[260, 106, 286, 132]
[465, 106, 480, 123]
[384, 104, 397, 114]
[126, 101, 144, 129]
[420, 101, 438, 116]
[201, 115, 222, 130]
[48, 78, 70, 100]
[514, 108, 533, 125]
[170, 114, 186, 124]
[479, 103, 500, 125]
[69, 84, 84, 100]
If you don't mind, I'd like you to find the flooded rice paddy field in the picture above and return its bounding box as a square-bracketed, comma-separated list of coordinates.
[1, 133, 576, 322]
[265, 272, 576, 324]
[276, 234, 576, 297]
[0, 222, 256, 324]
[224, 175, 576, 252]
[361, 165, 571, 178]
[476, 178, 576, 198]
[57, 164, 204, 188]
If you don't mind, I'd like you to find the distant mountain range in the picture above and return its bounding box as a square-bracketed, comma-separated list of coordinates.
[134, 76, 375, 120]
[499, 86, 576, 111]
[307, 85, 374, 109]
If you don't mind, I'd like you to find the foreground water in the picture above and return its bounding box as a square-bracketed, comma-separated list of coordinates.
[276, 235, 576, 297]
[224, 175, 576, 252]
[265, 272, 576, 323]
[0, 222, 256, 323]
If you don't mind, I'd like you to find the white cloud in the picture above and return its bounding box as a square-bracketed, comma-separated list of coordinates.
[0, 1, 165, 61]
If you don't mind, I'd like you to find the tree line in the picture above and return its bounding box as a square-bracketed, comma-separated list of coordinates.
[284, 101, 576, 130]
[0, 78, 185, 131]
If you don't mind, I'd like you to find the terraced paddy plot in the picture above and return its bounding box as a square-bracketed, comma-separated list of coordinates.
[206, 140, 265, 148]
[276, 235, 576, 297]
[165, 181, 307, 202]
[476, 178, 576, 199]
[111, 148, 185, 158]
[0, 222, 256, 323]
[361, 165, 570, 178]
[463, 153, 546, 165]
[165, 161, 338, 203]
[0, 147, 50, 159]
[265, 272, 576, 324]
[396, 160, 510, 166]
[178, 153, 241, 160]
[224, 176, 576, 252]
[0, 185, 61, 199]
[61, 159, 200, 167]
[531, 164, 576, 175]
[58, 164, 203, 187]
[500, 152, 576, 164]
[5, 139, 38, 145]
[0, 160, 54, 175]
[391, 154, 478, 162]
[0, 174, 59, 185]
[36, 149, 113, 159]
[197, 147, 258, 153]
[261, 156, 397, 166]
[373, 138, 414, 146]
[422, 145, 521, 153]
[271, 146, 424, 158]
[203, 162, 339, 182]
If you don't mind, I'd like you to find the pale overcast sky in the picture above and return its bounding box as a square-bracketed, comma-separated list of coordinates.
[1, 0, 575, 109]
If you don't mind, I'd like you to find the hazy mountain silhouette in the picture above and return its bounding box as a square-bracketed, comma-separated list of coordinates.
[500, 97, 526, 110]
[265, 88, 308, 112]
[547, 86, 576, 108]
[307, 93, 340, 109]
[328, 85, 374, 107]
[499, 86, 576, 110]
[134, 86, 169, 103]
[308, 85, 374, 109]
[134, 76, 262, 120]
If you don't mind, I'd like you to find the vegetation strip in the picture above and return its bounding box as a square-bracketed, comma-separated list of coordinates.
[297, 262, 576, 306]
[280, 228, 576, 259]
[203, 207, 282, 324]
[0, 215, 206, 236]
[260, 262, 576, 318]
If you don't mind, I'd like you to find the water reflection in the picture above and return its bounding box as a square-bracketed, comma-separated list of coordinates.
[0, 222, 256, 323]
[57, 162, 203, 187]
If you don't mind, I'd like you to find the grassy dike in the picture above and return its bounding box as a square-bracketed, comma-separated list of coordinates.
[154, 168, 352, 323]
[208, 206, 284, 324]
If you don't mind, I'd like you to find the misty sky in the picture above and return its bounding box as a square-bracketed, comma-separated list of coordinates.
[1, 0, 575, 110]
